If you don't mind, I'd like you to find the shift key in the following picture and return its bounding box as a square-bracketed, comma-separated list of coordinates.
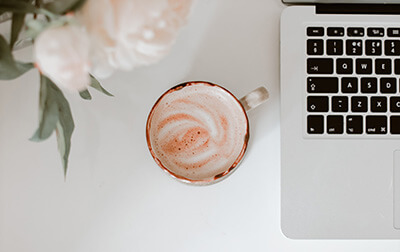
[307, 77, 338, 93]
[307, 58, 334, 74]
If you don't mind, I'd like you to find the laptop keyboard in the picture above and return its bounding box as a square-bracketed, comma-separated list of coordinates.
[306, 25, 400, 135]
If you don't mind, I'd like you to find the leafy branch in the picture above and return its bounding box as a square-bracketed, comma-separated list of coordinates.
[0, 0, 112, 178]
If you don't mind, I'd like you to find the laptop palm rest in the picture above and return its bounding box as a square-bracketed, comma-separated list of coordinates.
[394, 150, 400, 229]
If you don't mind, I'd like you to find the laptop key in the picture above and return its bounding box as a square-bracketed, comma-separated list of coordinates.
[307, 58, 333, 74]
[307, 40, 323, 55]
[307, 115, 324, 134]
[327, 27, 344, 36]
[341, 77, 358, 93]
[336, 58, 353, 74]
[390, 97, 400, 112]
[385, 40, 400, 55]
[327, 115, 343, 134]
[347, 116, 363, 134]
[390, 116, 400, 134]
[388, 28, 400, 37]
[367, 27, 384, 37]
[361, 77, 377, 93]
[371, 97, 387, 112]
[307, 96, 329, 112]
[356, 58, 372, 74]
[365, 40, 382, 55]
[346, 40, 362, 55]
[307, 77, 338, 93]
[332, 96, 348, 112]
[380, 78, 396, 93]
[366, 116, 387, 134]
[395, 59, 400, 74]
[327, 40, 343, 55]
[347, 27, 364, 37]
[351, 96, 368, 112]
[375, 59, 391, 74]
[307, 27, 324, 36]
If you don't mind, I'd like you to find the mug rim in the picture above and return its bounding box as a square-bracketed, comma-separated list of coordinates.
[145, 81, 250, 185]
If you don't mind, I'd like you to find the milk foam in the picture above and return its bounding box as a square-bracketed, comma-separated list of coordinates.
[147, 83, 248, 182]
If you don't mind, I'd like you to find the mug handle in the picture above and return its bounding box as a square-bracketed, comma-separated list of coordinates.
[239, 86, 269, 112]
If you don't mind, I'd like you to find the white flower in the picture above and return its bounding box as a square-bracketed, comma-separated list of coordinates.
[34, 25, 91, 91]
[78, 0, 193, 78]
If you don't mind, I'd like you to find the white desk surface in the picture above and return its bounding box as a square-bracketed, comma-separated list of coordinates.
[1, 0, 400, 251]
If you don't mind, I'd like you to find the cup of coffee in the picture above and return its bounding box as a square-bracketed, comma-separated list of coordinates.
[146, 81, 268, 185]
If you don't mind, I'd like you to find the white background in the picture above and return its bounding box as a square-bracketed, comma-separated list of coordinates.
[1, 0, 400, 251]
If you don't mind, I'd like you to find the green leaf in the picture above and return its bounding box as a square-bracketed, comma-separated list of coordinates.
[0, 1, 38, 14]
[30, 75, 59, 141]
[79, 89, 92, 100]
[54, 91, 74, 178]
[89, 75, 113, 97]
[43, 0, 86, 14]
[31, 75, 75, 178]
[25, 18, 46, 39]
[10, 13, 25, 50]
[0, 35, 33, 80]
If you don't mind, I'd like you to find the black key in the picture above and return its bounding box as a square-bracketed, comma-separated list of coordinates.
[307, 58, 334, 74]
[327, 40, 343, 55]
[327, 27, 344, 36]
[336, 58, 353, 74]
[367, 27, 384, 37]
[366, 116, 387, 134]
[327, 115, 344, 134]
[332, 96, 348, 112]
[307, 96, 329, 112]
[395, 59, 400, 74]
[341, 77, 358, 93]
[370, 97, 387, 112]
[380, 78, 396, 93]
[385, 40, 400, 55]
[347, 27, 365, 37]
[346, 40, 362, 55]
[356, 59, 372, 74]
[307, 27, 324, 36]
[307, 77, 338, 93]
[390, 97, 400, 112]
[388, 28, 400, 37]
[308, 115, 324, 134]
[365, 40, 382, 55]
[307, 39, 324, 55]
[347, 116, 363, 134]
[390, 116, 400, 134]
[375, 59, 391, 74]
[352, 96, 368, 112]
[361, 78, 377, 93]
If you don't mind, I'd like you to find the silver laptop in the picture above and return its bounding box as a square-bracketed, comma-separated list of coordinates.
[281, 0, 400, 239]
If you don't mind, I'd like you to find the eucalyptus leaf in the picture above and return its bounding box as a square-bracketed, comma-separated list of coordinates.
[31, 75, 75, 178]
[53, 86, 74, 178]
[90, 75, 113, 97]
[79, 89, 92, 100]
[30, 75, 59, 141]
[25, 18, 46, 39]
[10, 13, 25, 50]
[43, 0, 86, 14]
[0, 35, 33, 80]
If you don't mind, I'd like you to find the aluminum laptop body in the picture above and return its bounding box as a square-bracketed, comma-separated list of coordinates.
[281, 0, 400, 239]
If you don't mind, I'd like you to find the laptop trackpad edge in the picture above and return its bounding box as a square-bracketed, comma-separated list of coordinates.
[393, 150, 400, 229]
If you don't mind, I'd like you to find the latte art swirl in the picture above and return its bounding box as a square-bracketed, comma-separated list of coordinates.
[147, 82, 248, 182]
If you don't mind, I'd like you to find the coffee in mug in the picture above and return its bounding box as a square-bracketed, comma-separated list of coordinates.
[146, 81, 268, 185]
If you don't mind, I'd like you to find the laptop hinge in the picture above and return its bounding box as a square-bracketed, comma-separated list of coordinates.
[316, 4, 400, 15]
